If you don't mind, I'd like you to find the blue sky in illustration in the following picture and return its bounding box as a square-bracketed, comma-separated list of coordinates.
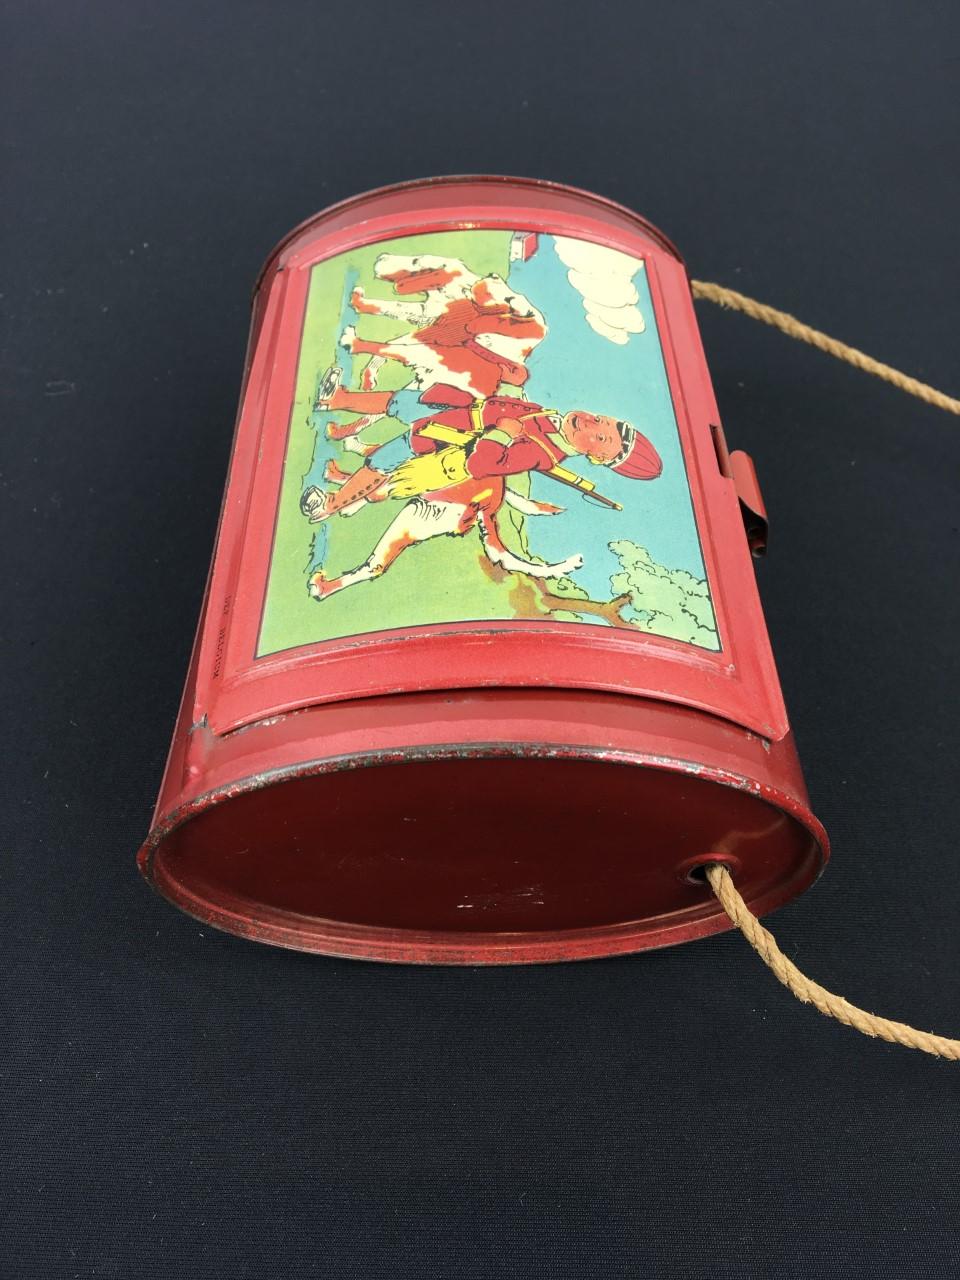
[507, 236, 707, 604]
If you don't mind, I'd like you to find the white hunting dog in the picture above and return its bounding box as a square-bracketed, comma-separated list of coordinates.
[308, 475, 580, 601]
[341, 253, 547, 398]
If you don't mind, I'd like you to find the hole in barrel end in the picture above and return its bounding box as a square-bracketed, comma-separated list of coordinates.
[677, 854, 741, 886]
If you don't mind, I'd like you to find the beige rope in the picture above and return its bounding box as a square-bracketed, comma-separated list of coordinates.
[705, 865, 960, 1060]
[691, 280, 960, 416]
[690, 288, 959, 1056]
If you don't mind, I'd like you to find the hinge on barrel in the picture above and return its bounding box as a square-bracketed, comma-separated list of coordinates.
[729, 450, 768, 557]
[710, 424, 768, 557]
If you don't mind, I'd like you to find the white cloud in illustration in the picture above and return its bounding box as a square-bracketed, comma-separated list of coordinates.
[553, 237, 646, 345]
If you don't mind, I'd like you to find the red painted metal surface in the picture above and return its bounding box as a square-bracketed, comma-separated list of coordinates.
[138, 176, 828, 962]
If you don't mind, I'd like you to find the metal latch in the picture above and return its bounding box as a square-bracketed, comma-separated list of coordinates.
[729, 450, 768, 557]
[710, 424, 768, 557]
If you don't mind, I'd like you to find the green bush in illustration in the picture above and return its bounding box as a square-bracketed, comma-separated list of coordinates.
[490, 538, 718, 649]
[608, 539, 719, 649]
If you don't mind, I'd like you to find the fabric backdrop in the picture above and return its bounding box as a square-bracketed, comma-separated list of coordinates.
[2, 2, 958, 1276]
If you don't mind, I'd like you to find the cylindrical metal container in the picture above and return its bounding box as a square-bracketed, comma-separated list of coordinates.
[138, 176, 828, 962]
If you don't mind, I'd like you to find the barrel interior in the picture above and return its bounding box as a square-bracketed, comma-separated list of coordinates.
[143, 754, 823, 962]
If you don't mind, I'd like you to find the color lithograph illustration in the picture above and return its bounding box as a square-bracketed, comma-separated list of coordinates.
[258, 230, 719, 656]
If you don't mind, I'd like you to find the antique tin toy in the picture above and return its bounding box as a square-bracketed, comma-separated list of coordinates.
[138, 176, 828, 962]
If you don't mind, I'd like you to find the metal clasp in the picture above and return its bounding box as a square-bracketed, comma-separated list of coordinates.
[710, 424, 768, 557]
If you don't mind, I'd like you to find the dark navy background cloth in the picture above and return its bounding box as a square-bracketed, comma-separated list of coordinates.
[2, 2, 958, 1275]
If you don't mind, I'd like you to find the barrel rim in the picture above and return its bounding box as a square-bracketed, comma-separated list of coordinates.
[251, 174, 685, 298]
[138, 742, 829, 965]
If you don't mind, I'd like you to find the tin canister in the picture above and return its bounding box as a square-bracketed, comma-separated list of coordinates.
[138, 176, 828, 962]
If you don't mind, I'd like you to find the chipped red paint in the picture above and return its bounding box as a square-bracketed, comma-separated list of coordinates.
[137, 176, 828, 963]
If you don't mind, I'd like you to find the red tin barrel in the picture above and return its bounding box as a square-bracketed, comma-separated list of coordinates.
[138, 176, 828, 963]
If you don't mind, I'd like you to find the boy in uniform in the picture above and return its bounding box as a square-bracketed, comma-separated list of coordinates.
[300, 375, 661, 523]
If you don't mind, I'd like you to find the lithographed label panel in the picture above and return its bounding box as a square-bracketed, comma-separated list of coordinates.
[258, 229, 719, 656]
